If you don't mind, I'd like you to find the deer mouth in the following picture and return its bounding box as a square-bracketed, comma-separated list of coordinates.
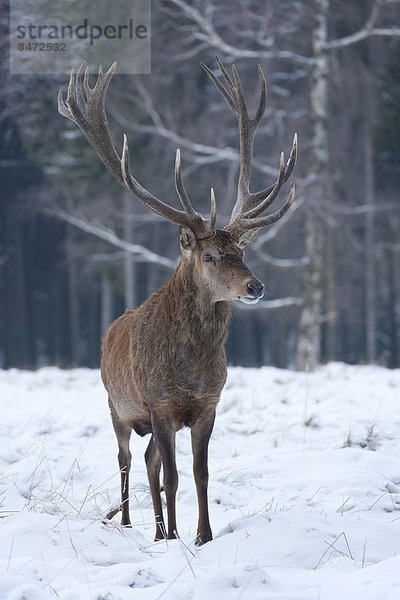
[237, 295, 262, 305]
[238, 280, 265, 304]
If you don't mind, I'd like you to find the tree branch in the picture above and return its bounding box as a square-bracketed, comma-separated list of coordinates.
[50, 207, 178, 270]
[322, 201, 400, 215]
[235, 296, 302, 310]
[109, 105, 278, 177]
[166, 0, 316, 66]
[379, 241, 400, 251]
[256, 250, 309, 268]
[325, 0, 400, 50]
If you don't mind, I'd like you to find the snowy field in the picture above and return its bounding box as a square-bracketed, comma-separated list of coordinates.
[1, 363, 400, 600]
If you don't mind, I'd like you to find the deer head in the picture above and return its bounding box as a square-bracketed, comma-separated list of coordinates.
[58, 59, 296, 304]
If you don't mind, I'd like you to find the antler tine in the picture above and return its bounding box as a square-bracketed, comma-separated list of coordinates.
[230, 63, 253, 209]
[57, 67, 76, 121]
[175, 149, 197, 217]
[59, 63, 213, 234]
[203, 58, 297, 246]
[74, 62, 87, 108]
[83, 65, 91, 97]
[231, 64, 248, 121]
[204, 59, 269, 219]
[215, 57, 237, 100]
[58, 62, 126, 190]
[200, 61, 236, 116]
[253, 65, 267, 128]
[246, 182, 296, 229]
[121, 135, 195, 226]
[210, 188, 217, 229]
[246, 133, 297, 208]
[244, 151, 287, 219]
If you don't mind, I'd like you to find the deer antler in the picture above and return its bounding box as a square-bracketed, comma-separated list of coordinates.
[201, 57, 297, 246]
[58, 62, 215, 237]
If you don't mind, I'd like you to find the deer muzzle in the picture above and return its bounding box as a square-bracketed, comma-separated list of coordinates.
[239, 279, 265, 304]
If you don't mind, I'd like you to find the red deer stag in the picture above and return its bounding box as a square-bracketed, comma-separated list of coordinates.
[58, 58, 297, 545]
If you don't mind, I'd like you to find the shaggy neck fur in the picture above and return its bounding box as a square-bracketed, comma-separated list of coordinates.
[163, 259, 231, 358]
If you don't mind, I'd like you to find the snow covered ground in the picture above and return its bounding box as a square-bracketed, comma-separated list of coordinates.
[1, 363, 400, 599]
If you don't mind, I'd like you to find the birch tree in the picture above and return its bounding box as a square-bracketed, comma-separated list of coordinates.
[163, 0, 400, 369]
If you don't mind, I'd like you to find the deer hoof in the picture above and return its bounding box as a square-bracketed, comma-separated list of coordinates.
[195, 532, 213, 546]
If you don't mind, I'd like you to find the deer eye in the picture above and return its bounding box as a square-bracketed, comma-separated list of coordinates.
[203, 254, 213, 262]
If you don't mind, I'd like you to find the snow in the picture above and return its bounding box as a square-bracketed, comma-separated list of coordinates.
[1, 363, 400, 599]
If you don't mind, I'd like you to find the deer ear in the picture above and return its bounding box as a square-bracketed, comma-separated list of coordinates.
[237, 228, 260, 248]
[179, 226, 197, 253]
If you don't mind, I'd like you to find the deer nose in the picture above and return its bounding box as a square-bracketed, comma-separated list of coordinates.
[247, 281, 265, 299]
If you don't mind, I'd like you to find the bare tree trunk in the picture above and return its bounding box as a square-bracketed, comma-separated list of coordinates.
[1, 211, 12, 368]
[66, 225, 80, 366]
[123, 193, 136, 309]
[15, 214, 35, 368]
[88, 273, 100, 367]
[296, 213, 324, 370]
[387, 240, 399, 367]
[101, 275, 113, 337]
[325, 216, 336, 362]
[276, 312, 287, 369]
[363, 76, 377, 363]
[296, 0, 329, 370]
[251, 311, 264, 367]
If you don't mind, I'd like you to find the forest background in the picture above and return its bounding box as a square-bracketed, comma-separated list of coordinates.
[1, 0, 400, 371]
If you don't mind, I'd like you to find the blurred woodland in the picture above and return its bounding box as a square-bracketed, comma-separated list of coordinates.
[1, 0, 400, 370]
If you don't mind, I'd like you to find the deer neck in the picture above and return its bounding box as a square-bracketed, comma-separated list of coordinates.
[164, 260, 231, 349]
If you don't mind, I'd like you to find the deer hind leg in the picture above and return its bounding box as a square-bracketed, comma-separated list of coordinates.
[151, 413, 178, 540]
[191, 408, 216, 546]
[145, 434, 166, 541]
[109, 399, 132, 527]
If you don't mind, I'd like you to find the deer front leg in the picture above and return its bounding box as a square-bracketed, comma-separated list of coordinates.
[151, 414, 178, 540]
[108, 399, 132, 527]
[191, 408, 216, 546]
[145, 434, 166, 541]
